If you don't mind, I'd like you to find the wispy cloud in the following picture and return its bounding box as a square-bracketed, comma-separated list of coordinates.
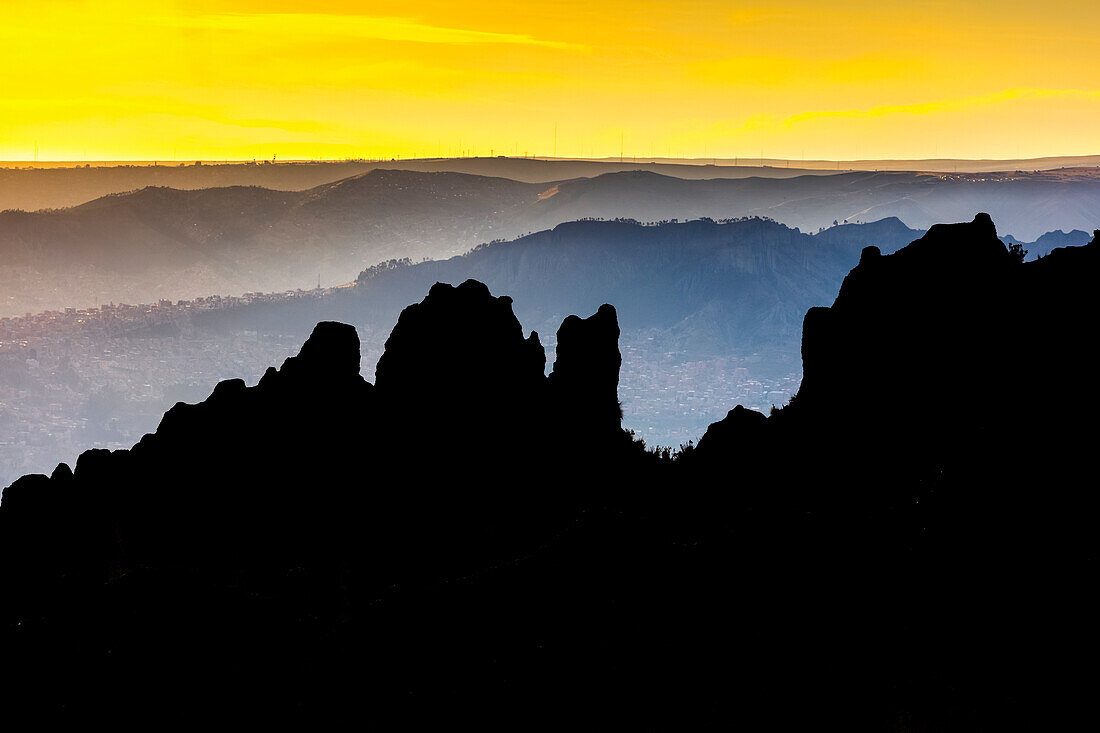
[156, 13, 585, 50]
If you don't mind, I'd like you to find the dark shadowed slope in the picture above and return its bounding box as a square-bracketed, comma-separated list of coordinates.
[1, 218, 1097, 728]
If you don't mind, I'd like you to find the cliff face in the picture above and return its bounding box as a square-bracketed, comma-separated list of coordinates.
[688, 217, 1100, 729]
[700, 213, 1097, 479]
[1, 218, 1098, 729]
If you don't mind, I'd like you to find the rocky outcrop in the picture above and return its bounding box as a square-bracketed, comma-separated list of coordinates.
[375, 280, 547, 445]
[693, 404, 767, 457]
[548, 303, 622, 436]
[275, 320, 366, 385]
[786, 214, 1017, 439]
[697, 213, 1098, 490]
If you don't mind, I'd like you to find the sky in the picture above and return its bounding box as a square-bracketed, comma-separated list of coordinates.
[2, 0, 1098, 161]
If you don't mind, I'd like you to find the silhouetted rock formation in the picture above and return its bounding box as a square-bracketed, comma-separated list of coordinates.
[688, 215, 1100, 728]
[2, 217, 1098, 728]
[0, 280, 636, 726]
[795, 213, 1013, 446]
[375, 280, 546, 447]
[548, 303, 623, 437]
[693, 403, 767, 456]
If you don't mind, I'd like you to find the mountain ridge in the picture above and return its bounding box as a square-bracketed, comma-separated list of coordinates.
[4, 166, 1099, 316]
[5, 156, 1099, 214]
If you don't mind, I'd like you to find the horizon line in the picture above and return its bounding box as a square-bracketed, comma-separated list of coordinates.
[3, 153, 1100, 166]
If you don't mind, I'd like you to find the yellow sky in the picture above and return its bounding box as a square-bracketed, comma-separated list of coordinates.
[2, 0, 1098, 161]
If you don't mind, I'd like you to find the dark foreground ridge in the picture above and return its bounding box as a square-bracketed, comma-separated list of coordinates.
[1, 216, 1098, 728]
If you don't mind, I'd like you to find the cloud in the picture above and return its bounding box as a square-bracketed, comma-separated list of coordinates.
[156, 13, 585, 50]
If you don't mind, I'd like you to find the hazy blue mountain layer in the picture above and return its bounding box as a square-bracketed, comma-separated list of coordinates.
[3, 166, 1098, 316]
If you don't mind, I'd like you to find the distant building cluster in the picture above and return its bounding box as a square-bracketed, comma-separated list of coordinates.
[616, 340, 801, 449]
[0, 284, 366, 489]
[1, 282, 357, 341]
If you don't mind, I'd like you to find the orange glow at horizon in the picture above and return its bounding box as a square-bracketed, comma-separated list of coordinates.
[2, 1, 1098, 161]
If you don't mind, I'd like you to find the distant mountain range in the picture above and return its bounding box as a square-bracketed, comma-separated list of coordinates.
[5, 155, 1100, 212]
[1001, 227, 1094, 258]
[195, 212, 1089, 373]
[192, 216, 927, 441]
[0, 170, 544, 316]
[204, 216, 921, 355]
[0, 158, 838, 213]
[3, 166, 1100, 317]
